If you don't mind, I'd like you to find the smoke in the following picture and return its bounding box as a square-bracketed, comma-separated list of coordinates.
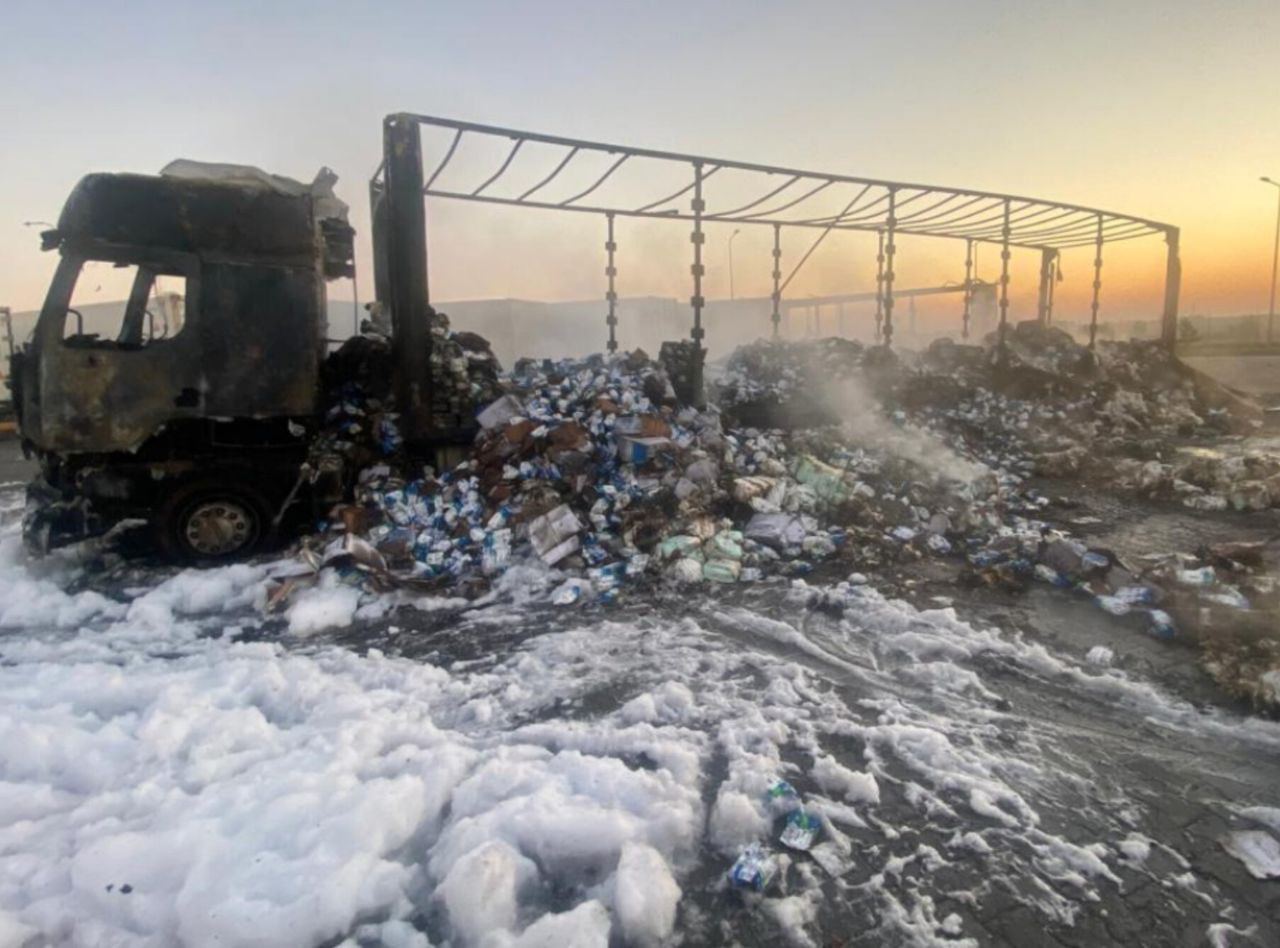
[816, 374, 992, 488]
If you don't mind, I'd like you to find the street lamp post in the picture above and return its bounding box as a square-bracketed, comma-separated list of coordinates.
[728, 229, 740, 300]
[1262, 176, 1280, 343]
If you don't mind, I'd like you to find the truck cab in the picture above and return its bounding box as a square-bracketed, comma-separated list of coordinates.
[13, 162, 354, 558]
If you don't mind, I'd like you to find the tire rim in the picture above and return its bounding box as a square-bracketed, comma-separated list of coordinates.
[184, 500, 256, 556]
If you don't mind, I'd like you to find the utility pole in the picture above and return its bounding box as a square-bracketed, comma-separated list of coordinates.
[1262, 177, 1280, 343]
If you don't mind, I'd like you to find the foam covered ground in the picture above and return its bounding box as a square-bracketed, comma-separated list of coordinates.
[1, 503, 1278, 946]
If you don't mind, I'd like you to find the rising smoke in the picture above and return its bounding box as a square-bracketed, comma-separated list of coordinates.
[816, 373, 992, 488]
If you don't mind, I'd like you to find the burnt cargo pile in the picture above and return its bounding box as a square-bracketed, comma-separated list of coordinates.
[715, 336, 874, 428]
[278, 321, 1280, 707]
[293, 321, 1265, 609]
[316, 310, 502, 470]
[285, 332, 1015, 604]
[894, 322, 1265, 504]
[711, 329, 1279, 709]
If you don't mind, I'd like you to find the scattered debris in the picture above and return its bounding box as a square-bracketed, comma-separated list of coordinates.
[729, 844, 779, 893]
[265, 322, 1280, 711]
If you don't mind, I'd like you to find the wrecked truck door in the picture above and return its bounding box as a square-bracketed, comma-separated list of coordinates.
[33, 249, 202, 454]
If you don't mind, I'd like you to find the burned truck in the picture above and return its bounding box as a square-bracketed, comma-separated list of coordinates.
[11, 163, 358, 559]
[11, 113, 494, 562]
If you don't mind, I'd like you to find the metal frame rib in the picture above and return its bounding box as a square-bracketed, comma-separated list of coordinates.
[400, 114, 1172, 253]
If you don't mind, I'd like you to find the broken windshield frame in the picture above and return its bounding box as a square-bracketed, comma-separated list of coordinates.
[38, 248, 195, 351]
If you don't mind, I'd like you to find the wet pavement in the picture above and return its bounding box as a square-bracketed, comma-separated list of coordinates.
[0, 437, 34, 486]
[267, 470, 1280, 945]
[310, 575, 1280, 946]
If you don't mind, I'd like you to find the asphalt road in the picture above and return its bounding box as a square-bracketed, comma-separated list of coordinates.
[1182, 355, 1280, 402]
[0, 436, 34, 486]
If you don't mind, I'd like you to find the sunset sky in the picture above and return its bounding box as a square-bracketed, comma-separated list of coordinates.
[2, 0, 1278, 336]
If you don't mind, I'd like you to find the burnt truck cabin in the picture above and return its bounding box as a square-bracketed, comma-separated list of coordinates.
[18, 171, 354, 557]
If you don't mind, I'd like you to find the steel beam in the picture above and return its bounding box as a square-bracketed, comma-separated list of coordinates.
[1089, 215, 1104, 350]
[778, 280, 990, 309]
[605, 213, 618, 353]
[404, 113, 1171, 234]
[382, 114, 433, 447]
[771, 224, 782, 338]
[1161, 227, 1181, 349]
[421, 186, 1153, 251]
[690, 163, 706, 406]
[883, 193, 897, 347]
[997, 199, 1011, 365]
[874, 230, 885, 343]
[1036, 247, 1055, 324]
[1046, 250, 1058, 323]
[368, 178, 391, 309]
[962, 239, 974, 340]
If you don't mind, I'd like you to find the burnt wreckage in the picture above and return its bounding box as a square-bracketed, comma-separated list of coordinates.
[13, 165, 357, 557]
[10, 113, 1180, 561]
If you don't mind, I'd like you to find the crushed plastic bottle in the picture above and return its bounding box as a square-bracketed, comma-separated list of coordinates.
[1080, 551, 1110, 573]
[1176, 566, 1215, 587]
[1148, 609, 1176, 639]
[779, 809, 822, 852]
[588, 562, 626, 590]
[925, 533, 953, 555]
[1095, 595, 1131, 616]
[1114, 585, 1156, 605]
[376, 416, 403, 454]
[1204, 587, 1250, 610]
[728, 844, 778, 892]
[969, 549, 1006, 568]
[1033, 563, 1064, 586]
[765, 779, 802, 815]
[551, 578, 588, 606]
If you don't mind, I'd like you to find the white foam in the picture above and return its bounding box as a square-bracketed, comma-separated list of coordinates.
[0, 909, 36, 948]
[507, 899, 610, 947]
[1207, 922, 1258, 948]
[1118, 834, 1152, 864]
[286, 572, 362, 634]
[811, 755, 879, 805]
[438, 841, 537, 942]
[1237, 806, 1280, 834]
[762, 890, 822, 947]
[611, 842, 681, 946]
[2, 518, 1279, 946]
[708, 790, 770, 854]
[1085, 646, 1114, 667]
[1220, 831, 1280, 879]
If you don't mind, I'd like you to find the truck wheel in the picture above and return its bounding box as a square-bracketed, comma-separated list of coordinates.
[156, 480, 271, 562]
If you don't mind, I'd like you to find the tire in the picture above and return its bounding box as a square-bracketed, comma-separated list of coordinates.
[155, 478, 273, 563]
